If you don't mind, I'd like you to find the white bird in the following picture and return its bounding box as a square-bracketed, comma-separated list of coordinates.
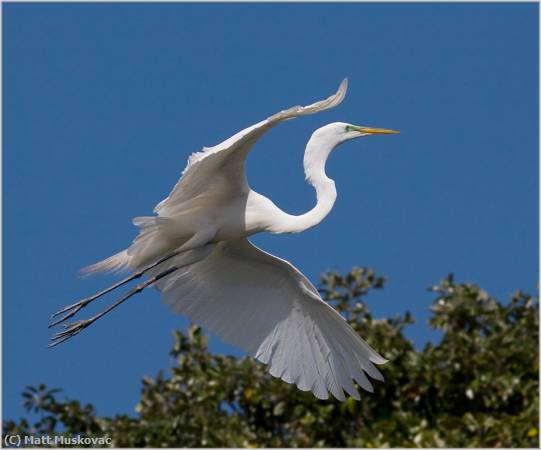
[49, 79, 399, 401]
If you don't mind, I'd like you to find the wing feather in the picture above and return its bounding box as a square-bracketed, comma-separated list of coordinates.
[152, 237, 387, 401]
[154, 79, 348, 216]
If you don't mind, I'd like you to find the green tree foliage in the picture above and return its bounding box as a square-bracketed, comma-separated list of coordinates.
[4, 269, 539, 447]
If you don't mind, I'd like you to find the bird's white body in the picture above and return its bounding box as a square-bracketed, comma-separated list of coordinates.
[56, 80, 399, 401]
[92, 108, 349, 273]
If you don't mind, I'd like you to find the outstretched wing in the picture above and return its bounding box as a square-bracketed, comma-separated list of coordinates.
[153, 79, 348, 217]
[153, 238, 387, 401]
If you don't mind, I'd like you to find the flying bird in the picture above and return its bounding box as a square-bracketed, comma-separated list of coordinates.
[49, 79, 399, 401]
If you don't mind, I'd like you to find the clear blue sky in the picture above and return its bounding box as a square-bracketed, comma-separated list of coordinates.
[4, 3, 538, 420]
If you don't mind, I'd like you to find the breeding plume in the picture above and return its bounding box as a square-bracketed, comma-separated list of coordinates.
[49, 79, 399, 401]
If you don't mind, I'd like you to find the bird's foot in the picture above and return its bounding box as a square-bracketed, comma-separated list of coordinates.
[49, 319, 92, 348]
[48, 297, 94, 328]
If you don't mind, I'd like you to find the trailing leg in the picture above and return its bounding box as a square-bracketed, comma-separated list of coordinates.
[49, 266, 179, 347]
[49, 249, 184, 328]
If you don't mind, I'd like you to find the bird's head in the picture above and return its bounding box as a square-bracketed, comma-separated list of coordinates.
[312, 122, 399, 147]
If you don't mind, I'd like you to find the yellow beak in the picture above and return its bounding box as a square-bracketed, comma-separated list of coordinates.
[358, 126, 400, 135]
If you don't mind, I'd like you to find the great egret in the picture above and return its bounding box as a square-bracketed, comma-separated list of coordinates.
[49, 79, 399, 401]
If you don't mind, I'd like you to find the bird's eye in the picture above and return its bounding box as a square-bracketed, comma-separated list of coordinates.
[345, 125, 357, 132]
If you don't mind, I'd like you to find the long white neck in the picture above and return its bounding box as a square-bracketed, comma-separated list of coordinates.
[268, 134, 338, 234]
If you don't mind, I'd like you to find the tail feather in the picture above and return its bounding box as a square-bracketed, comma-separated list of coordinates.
[80, 250, 130, 276]
[81, 216, 171, 276]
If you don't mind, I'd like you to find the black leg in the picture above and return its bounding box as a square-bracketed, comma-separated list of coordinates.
[49, 266, 179, 348]
[49, 249, 182, 328]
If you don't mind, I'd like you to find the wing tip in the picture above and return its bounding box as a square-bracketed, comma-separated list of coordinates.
[338, 77, 348, 94]
[333, 78, 348, 105]
[370, 354, 390, 365]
